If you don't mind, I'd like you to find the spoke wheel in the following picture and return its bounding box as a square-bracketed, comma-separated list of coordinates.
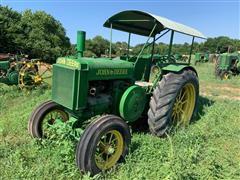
[41, 109, 68, 137]
[18, 62, 52, 90]
[76, 115, 131, 176]
[148, 70, 199, 137]
[95, 130, 124, 170]
[172, 83, 196, 126]
[28, 100, 68, 138]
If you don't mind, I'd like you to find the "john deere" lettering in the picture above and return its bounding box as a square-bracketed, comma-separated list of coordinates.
[96, 69, 128, 76]
[57, 58, 80, 68]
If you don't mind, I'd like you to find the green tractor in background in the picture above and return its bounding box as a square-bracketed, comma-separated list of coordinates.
[28, 10, 206, 175]
[194, 52, 209, 65]
[215, 52, 240, 79]
[0, 53, 52, 89]
[174, 52, 189, 62]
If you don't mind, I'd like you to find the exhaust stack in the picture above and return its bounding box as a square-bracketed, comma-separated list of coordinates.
[77, 31, 86, 58]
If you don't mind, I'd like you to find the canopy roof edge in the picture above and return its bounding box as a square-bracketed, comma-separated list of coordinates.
[103, 10, 206, 39]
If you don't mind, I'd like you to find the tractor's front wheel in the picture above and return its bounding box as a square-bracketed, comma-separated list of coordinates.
[220, 71, 230, 80]
[76, 115, 131, 176]
[148, 70, 199, 137]
[28, 100, 69, 138]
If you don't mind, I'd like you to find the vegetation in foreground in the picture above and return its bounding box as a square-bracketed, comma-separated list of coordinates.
[0, 63, 240, 179]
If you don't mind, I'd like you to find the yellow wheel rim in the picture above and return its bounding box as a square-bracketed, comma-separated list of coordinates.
[95, 130, 123, 170]
[18, 62, 36, 89]
[223, 73, 229, 80]
[18, 62, 52, 90]
[42, 109, 68, 136]
[172, 83, 196, 126]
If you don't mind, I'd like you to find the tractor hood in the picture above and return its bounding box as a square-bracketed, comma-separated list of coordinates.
[55, 57, 135, 80]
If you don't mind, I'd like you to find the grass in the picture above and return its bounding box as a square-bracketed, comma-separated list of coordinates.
[0, 63, 240, 179]
[196, 63, 240, 100]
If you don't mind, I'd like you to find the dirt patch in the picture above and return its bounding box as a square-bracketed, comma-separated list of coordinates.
[216, 86, 240, 93]
[201, 92, 240, 101]
[200, 83, 240, 101]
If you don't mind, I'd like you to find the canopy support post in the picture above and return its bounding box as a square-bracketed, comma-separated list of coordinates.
[155, 30, 170, 42]
[109, 23, 112, 58]
[134, 24, 156, 81]
[144, 35, 156, 81]
[188, 36, 195, 64]
[127, 33, 131, 58]
[133, 29, 170, 57]
[168, 30, 174, 61]
[135, 24, 157, 68]
[151, 36, 156, 59]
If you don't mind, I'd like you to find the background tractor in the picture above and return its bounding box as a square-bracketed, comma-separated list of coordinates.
[174, 53, 189, 62]
[0, 54, 52, 89]
[194, 52, 209, 65]
[28, 10, 206, 175]
[215, 52, 240, 79]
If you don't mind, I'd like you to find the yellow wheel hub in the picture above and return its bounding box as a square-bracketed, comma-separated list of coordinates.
[223, 73, 229, 80]
[95, 130, 123, 170]
[172, 83, 196, 126]
[34, 75, 42, 83]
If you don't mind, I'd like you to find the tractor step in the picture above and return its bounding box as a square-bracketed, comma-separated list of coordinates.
[135, 81, 153, 87]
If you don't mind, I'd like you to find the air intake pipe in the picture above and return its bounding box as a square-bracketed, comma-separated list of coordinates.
[77, 31, 86, 58]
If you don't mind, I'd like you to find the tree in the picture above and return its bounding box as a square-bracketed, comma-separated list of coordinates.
[115, 41, 129, 56]
[87, 36, 109, 57]
[19, 10, 70, 62]
[203, 36, 237, 53]
[0, 6, 22, 53]
[0, 6, 70, 63]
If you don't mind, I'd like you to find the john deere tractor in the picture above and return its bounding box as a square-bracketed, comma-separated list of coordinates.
[174, 53, 188, 62]
[0, 54, 52, 89]
[194, 52, 209, 65]
[28, 10, 206, 175]
[215, 52, 240, 79]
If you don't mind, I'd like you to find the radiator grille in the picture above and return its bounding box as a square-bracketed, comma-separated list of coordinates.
[52, 65, 76, 110]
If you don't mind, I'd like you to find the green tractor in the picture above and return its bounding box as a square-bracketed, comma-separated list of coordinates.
[0, 54, 52, 89]
[174, 53, 189, 62]
[215, 52, 240, 79]
[194, 52, 209, 65]
[28, 10, 206, 175]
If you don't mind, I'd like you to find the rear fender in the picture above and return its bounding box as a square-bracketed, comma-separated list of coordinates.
[162, 64, 198, 76]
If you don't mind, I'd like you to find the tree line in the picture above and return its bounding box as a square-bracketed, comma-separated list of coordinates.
[71, 35, 240, 58]
[0, 6, 71, 62]
[1, 6, 239, 63]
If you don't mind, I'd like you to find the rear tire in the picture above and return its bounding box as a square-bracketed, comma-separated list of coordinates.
[76, 115, 131, 176]
[28, 100, 69, 138]
[148, 70, 199, 137]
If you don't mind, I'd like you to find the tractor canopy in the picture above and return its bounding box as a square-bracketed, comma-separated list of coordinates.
[104, 10, 206, 38]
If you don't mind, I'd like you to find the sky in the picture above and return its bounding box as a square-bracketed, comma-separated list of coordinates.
[0, 0, 239, 45]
